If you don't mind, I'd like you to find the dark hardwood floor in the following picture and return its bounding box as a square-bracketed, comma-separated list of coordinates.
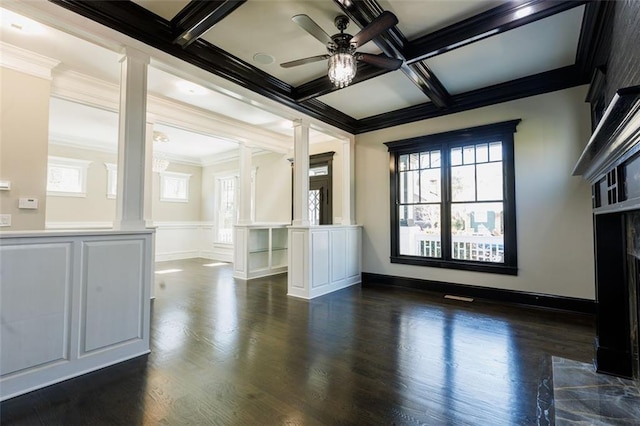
[1, 258, 595, 425]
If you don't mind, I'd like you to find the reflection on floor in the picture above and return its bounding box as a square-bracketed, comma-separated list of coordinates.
[553, 357, 640, 424]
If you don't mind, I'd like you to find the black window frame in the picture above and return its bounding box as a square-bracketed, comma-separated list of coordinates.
[385, 120, 520, 275]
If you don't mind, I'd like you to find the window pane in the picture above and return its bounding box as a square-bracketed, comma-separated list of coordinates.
[476, 162, 503, 201]
[430, 150, 441, 167]
[399, 170, 420, 203]
[420, 152, 429, 169]
[463, 145, 475, 165]
[451, 147, 462, 166]
[399, 204, 441, 257]
[419, 168, 440, 202]
[309, 165, 328, 176]
[489, 142, 502, 161]
[476, 143, 488, 163]
[48, 166, 82, 193]
[451, 165, 475, 202]
[409, 153, 419, 170]
[451, 202, 504, 263]
[399, 154, 409, 171]
[218, 177, 235, 243]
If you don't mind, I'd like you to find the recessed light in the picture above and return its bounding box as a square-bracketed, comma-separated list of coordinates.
[175, 80, 207, 95]
[253, 53, 275, 65]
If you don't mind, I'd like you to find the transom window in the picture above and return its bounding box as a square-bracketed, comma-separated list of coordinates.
[386, 120, 520, 275]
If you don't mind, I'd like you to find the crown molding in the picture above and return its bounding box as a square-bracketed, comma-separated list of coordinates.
[51, 69, 120, 109]
[49, 134, 209, 167]
[0, 41, 60, 80]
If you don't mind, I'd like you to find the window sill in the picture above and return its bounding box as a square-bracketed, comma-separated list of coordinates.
[390, 256, 518, 275]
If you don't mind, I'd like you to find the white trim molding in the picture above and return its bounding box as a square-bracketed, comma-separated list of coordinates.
[0, 41, 60, 80]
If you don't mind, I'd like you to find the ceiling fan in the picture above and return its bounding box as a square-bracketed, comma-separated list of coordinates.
[280, 11, 403, 89]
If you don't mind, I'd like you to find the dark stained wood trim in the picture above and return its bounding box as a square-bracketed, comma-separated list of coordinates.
[334, 0, 452, 108]
[362, 272, 597, 314]
[48, 0, 358, 134]
[47, 0, 597, 136]
[575, 0, 615, 81]
[406, 0, 588, 64]
[294, 63, 390, 102]
[172, 0, 246, 48]
[356, 65, 586, 134]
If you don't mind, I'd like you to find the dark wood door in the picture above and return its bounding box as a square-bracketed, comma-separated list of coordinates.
[309, 176, 331, 225]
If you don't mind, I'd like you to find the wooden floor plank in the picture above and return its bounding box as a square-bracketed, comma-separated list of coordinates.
[1, 258, 595, 425]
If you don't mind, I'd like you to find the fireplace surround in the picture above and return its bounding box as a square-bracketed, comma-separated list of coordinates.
[574, 85, 640, 378]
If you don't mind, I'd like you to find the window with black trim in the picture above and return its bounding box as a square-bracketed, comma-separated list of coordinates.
[385, 120, 520, 275]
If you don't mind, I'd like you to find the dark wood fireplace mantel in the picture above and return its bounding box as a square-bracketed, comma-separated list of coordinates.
[574, 85, 640, 379]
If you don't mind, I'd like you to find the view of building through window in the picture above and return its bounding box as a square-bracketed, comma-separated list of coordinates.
[387, 120, 519, 274]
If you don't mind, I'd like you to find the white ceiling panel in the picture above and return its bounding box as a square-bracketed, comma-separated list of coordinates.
[425, 6, 585, 95]
[153, 123, 238, 158]
[200, 0, 381, 87]
[49, 97, 118, 148]
[147, 67, 288, 129]
[318, 70, 430, 119]
[381, 0, 505, 40]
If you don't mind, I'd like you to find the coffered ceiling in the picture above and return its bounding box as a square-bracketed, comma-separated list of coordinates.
[42, 0, 607, 135]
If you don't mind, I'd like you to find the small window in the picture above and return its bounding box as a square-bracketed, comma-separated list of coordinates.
[105, 163, 117, 199]
[47, 156, 92, 197]
[160, 171, 191, 202]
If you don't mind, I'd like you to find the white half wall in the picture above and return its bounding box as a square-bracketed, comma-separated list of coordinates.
[0, 229, 153, 401]
[288, 225, 362, 299]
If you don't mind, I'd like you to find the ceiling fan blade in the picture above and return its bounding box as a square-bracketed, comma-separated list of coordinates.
[350, 11, 398, 48]
[280, 55, 330, 68]
[357, 53, 403, 70]
[292, 14, 333, 46]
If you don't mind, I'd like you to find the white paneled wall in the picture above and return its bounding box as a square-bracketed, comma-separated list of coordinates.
[0, 229, 153, 401]
[288, 225, 362, 299]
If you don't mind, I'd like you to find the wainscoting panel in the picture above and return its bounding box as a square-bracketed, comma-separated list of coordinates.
[233, 227, 247, 275]
[330, 229, 347, 283]
[0, 230, 153, 401]
[154, 222, 215, 261]
[311, 230, 330, 288]
[0, 243, 72, 376]
[81, 240, 145, 353]
[289, 230, 307, 291]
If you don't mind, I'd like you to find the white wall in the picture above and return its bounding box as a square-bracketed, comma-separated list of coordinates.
[355, 86, 595, 299]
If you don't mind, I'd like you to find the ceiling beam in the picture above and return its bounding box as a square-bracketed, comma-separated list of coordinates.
[406, 0, 589, 64]
[356, 65, 588, 133]
[334, 0, 452, 108]
[172, 0, 246, 48]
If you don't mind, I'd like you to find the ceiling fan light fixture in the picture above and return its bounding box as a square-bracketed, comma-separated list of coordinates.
[328, 51, 356, 89]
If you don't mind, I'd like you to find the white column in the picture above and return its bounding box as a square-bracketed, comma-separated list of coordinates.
[144, 121, 154, 227]
[292, 120, 310, 226]
[342, 137, 356, 225]
[237, 142, 252, 225]
[114, 47, 150, 230]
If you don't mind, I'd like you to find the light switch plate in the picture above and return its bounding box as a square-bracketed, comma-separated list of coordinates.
[0, 214, 11, 227]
